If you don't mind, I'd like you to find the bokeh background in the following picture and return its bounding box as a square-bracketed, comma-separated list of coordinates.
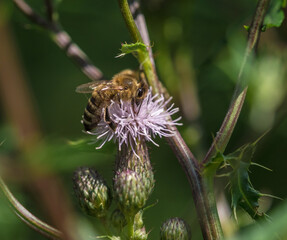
[0, 0, 287, 239]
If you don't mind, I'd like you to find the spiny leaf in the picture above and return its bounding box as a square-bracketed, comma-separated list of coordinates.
[203, 151, 226, 177]
[263, 0, 286, 30]
[117, 42, 149, 60]
[229, 161, 264, 221]
[226, 137, 268, 221]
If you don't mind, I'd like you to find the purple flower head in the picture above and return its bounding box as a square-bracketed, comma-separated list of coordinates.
[87, 88, 182, 152]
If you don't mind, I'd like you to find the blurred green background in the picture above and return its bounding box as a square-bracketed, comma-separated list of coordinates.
[0, 0, 287, 239]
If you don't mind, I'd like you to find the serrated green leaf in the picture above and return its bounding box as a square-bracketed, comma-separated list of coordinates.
[226, 137, 267, 221]
[120, 42, 147, 54]
[263, 0, 286, 29]
[203, 151, 226, 177]
[117, 42, 149, 60]
[229, 161, 264, 220]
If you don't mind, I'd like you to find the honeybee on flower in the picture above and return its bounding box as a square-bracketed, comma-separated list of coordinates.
[86, 86, 182, 151]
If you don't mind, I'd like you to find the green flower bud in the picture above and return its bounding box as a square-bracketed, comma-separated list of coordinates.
[160, 218, 191, 240]
[73, 167, 112, 218]
[111, 209, 127, 230]
[114, 141, 154, 216]
[113, 169, 148, 216]
[134, 227, 148, 240]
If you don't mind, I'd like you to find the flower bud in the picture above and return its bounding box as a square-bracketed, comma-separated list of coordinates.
[115, 141, 154, 210]
[73, 167, 112, 218]
[134, 227, 148, 240]
[113, 169, 148, 216]
[111, 209, 126, 230]
[160, 218, 191, 240]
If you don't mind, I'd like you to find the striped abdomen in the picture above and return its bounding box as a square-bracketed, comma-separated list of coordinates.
[82, 88, 118, 131]
[82, 95, 107, 132]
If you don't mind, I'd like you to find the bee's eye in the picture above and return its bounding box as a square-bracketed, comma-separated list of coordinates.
[137, 88, 144, 98]
[124, 86, 128, 90]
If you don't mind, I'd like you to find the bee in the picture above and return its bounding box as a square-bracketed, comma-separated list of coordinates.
[76, 69, 148, 132]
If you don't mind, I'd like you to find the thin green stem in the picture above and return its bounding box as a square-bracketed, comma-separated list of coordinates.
[203, 176, 224, 238]
[126, 216, 135, 239]
[117, 0, 224, 239]
[0, 175, 63, 239]
[118, 0, 142, 43]
[203, 88, 247, 165]
[118, 0, 161, 95]
[202, 0, 270, 166]
[233, 0, 270, 99]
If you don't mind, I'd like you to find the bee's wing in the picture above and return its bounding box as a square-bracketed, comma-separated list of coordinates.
[76, 80, 111, 93]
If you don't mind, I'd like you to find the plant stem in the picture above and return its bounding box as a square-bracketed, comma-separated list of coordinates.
[165, 128, 224, 239]
[126, 216, 135, 239]
[202, 0, 270, 166]
[117, 0, 224, 239]
[0, 175, 63, 239]
[118, 0, 162, 95]
[118, 0, 142, 43]
[233, 0, 270, 99]
[203, 88, 247, 165]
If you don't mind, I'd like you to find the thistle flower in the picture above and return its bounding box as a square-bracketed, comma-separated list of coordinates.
[87, 88, 182, 151]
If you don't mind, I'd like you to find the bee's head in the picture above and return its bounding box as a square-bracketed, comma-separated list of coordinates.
[113, 70, 148, 102]
[116, 76, 147, 101]
[135, 82, 148, 100]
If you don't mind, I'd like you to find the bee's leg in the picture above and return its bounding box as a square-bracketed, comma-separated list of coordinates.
[103, 108, 117, 131]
